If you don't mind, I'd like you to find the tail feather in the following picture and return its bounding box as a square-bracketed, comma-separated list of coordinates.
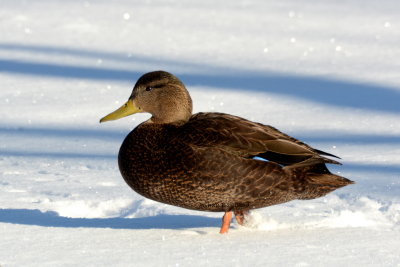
[307, 172, 354, 188]
[286, 162, 354, 200]
[298, 172, 354, 199]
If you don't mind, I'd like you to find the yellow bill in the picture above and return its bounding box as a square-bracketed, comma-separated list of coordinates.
[100, 100, 141, 123]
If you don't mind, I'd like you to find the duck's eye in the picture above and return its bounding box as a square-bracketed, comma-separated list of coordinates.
[145, 84, 163, 92]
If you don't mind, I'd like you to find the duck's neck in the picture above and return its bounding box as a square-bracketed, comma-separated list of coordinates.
[149, 93, 193, 125]
[149, 113, 190, 124]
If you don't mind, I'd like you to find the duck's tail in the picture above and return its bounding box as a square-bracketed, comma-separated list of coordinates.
[284, 159, 354, 200]
[300, 172, 354, 200]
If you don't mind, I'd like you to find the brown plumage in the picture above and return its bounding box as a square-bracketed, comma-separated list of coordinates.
[100, 70, 354, 233]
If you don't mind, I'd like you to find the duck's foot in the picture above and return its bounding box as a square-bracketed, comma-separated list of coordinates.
[234, 210, 249, 225]
[219, 211, 233, 234]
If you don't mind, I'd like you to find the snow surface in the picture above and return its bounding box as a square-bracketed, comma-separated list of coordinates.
[1, 0, 400, 266]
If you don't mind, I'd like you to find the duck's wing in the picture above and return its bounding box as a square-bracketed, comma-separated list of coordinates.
[178, 112, 340, 166]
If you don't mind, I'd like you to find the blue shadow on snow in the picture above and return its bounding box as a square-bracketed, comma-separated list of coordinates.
[1, 43, 400, 114]
[0, 209, 220, 230]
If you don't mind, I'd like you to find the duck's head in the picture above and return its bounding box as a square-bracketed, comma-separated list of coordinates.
[100, 71, 193, 124]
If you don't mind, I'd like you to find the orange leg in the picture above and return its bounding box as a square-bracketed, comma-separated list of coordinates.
[219, 211, 233, 234]
[234, 210, 249, 225]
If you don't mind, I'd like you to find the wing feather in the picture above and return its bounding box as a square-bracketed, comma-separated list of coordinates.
[176, 112, 340, 166]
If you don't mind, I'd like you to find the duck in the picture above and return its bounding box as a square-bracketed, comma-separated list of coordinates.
[100, 70, 354, 234]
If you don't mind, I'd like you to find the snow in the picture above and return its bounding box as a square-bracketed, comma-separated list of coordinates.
[1, 0, 400, 266]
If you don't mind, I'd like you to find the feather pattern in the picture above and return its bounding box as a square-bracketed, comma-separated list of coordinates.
[118, 113, 353, 212]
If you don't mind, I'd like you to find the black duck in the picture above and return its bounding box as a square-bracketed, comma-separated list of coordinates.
[100, 71, 353, 233]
